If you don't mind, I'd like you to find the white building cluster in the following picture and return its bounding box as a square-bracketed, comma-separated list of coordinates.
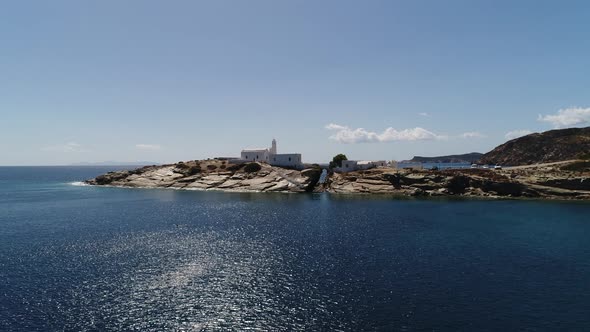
[236, 139, 304, 169]
[335, 160, 388, 172]
[229, 139, 408, 173]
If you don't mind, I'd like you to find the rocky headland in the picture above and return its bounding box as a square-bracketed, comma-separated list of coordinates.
[85, 159, 590, 200]
[479, 126, 590, 166]
[85, 160, 323, 193]
[327, 161, 590, 199]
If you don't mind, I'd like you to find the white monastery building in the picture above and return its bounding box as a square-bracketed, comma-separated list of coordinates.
[239, 139, 304, 169]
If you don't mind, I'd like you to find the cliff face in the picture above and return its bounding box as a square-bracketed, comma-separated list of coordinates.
[409, 152, 483, 164]
[479, 127, 590, 166]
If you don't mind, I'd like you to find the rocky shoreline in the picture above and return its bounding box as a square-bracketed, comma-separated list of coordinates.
[85, 159, 590, 200]
[85, 160, 322, 193]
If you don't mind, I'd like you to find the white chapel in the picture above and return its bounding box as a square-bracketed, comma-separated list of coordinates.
[240, 139, 303, 169]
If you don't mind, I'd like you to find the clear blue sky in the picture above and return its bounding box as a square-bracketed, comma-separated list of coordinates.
[1, 0, 589, 165]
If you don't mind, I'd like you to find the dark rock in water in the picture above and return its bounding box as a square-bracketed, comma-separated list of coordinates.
[446, 175, 470, 194]
[478, 180, 527, 197]
[537, 178, 590, 191]
[93, 171, 130, 185]
[410, 188, 427, 196]
[479, 127, 590, 166]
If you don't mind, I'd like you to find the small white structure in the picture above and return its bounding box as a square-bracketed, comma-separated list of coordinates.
[240, 148, 270, 163]
[336, 160, 388, 172]
[238, 139, 304, 169]
[269, 153, 302, 168]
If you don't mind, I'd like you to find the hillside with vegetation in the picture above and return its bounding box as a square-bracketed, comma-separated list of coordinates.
[478, 127, 590, 166]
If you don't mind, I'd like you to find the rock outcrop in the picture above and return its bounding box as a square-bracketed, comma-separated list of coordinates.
[86, 160, 322, 193]
[478, 127, 590, 166]
[325, 164, 590, 200]
[86, 160, 590, 200]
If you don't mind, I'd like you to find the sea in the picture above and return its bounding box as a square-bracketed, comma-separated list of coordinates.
[1, 166, 590, 331]
[397, 162, 472, 170]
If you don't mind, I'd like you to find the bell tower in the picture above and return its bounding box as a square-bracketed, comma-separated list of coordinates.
[270, 138, 277, 155]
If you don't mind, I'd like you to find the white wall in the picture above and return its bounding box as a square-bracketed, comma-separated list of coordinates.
[270, 153, 302, 168]
[338, 160, 359, 172]
[357, 163, 374, 170]
[241, 150, 269, 162]
[372, 160, 387, 167]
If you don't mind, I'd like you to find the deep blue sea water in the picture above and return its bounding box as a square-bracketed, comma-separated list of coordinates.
[1, 166, 590, 331]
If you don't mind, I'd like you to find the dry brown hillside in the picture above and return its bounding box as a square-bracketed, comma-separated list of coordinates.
[478, 127, 590, 166]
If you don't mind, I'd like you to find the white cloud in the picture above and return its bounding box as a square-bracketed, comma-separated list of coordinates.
[460, 131, 486, 139]
[41, 142, 87, 153]
[418, 112, 430, 117]
[538, 107, 590, 128]
[325, 123, 348, 131]
[135, 144, 162, 150]
[325, 123, 443, 143]
[505, 129, 533, 140]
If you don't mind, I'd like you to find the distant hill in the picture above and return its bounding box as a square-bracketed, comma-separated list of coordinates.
[409, 152, 483, 164]
[478, 127, 590, 166]
[70, 161, 160, 166]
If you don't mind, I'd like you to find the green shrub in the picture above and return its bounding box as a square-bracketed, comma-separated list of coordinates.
[220, 164, 226, 169]
[329, 154, 348, 169]
[207, 164, 217, 170]
[226, 163, 243, 172]
[176, 162, 189, 169]
[244, 162, 262, 173]
[187, 166, 201, 175]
